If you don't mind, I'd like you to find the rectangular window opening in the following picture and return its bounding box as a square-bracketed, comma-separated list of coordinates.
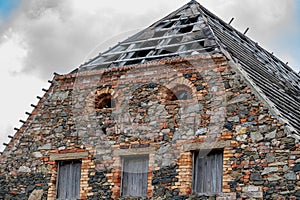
[193, 149, 223, 195]
[56, 160, 81, 200]
[121, 155, 149, 197]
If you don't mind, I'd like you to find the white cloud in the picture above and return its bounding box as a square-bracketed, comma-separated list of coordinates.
[2, 0, 187, 79]
[2, 0, 297, 78]
[0, 34, 49, 151]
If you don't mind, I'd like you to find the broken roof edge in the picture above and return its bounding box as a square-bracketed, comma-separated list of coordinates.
[198, 3, 300, 79]
[210, 10, 300, 135]
[59, 53, 226, 81]
[66, 1, 299, 135]
[78, 1, 197, 70]
[227, 59, 299, 137]
[77, 0, 205, 70]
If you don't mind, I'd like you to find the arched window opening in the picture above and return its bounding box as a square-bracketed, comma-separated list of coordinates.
[170, 85, 192, 101]
[95, 93, 115, 109]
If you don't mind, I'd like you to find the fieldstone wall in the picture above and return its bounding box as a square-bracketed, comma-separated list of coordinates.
[152, 164, 180, 198]
[0, 54, 299, 199]
[0, 173, 49, 199]
[88, 169, 112, 199]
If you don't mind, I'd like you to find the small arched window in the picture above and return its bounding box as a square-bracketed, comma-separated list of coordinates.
[95, 93, 115, 109]
[170, 85, 192, 101]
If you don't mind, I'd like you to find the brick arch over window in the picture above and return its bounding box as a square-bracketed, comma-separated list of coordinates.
[163, 77, 197, 101]
[94, 88, 117, 110]
[170, 84, 193, 101]
[95, 93, 116, 109]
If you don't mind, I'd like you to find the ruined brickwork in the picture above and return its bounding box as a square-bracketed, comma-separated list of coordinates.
[0, 54, 299, 200]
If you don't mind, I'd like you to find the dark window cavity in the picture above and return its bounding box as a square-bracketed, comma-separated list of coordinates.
[95, 93, 115, 109]
[170, 85, 192, 101]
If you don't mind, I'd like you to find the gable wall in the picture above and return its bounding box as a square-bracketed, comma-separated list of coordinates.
[0, 54, 299, 200]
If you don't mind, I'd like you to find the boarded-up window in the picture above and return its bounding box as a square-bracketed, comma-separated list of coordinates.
[121, 156, 149, 197]
[56, 160, 81, 200]
[193, 150, 223, 194]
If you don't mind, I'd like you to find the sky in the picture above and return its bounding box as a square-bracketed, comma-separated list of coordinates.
[0, 0, 299, 151]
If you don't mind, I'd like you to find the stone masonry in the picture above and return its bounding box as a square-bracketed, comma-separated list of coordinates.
[0, 54, 300, 199]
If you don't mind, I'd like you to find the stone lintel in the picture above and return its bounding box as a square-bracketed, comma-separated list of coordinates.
[50, 151, 88, 161]
[183, 140, 230, 151]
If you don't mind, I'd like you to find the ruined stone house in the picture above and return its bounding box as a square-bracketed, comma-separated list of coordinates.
[1, 1, 300, 199]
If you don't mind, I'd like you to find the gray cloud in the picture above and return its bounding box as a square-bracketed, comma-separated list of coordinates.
[2, 0, 185, 79]
[1, 0, 299, 79]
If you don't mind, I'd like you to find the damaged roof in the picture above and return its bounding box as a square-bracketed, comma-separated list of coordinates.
[76, 0, 300, 134]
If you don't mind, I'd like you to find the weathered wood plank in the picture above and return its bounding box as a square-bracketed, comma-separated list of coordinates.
[56, 161, 81, 199]
[122, 156, 149, 197]
[193, 150, 223, 194]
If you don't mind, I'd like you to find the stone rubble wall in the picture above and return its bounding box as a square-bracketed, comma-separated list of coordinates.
[0, 54, 299, 199]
